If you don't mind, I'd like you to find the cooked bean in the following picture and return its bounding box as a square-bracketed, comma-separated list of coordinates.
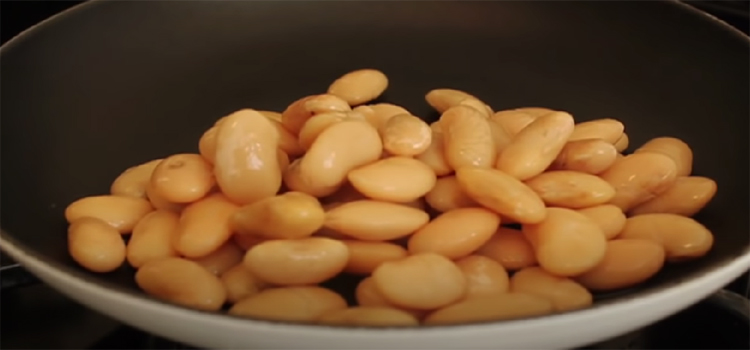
[322, 183, 367, 204]
[510, 267, 592, 312]
[575, 239, 665, 291]
[65, 195, 154, 233]
[229, 286, 347, 321]
[281, 94, 351, 135]
[324, 200, 429, 241]
[425, 88, 479, 113]
[380, 114, 432, 156]
[568, 119, 625, 144]
[618, 214, 713, 261]
[283, 158, 338, 197]
[191, 241, 244, 276]
[629, 176, 717, 216]
[475, 227, 537, 271]
[614, 133, 629, 152]
[318, 306, 419, 327]
[522, 208, 607, 277]
[232, 191, 325, 240]
[126, 210, 179, 268]
[490, 109, 538, 137]
[456, 255, 510, 299]
[441, 105, 496, 169]
[524, 170, 616, 209]
[354, 277, 427, 319]
[458, 98, 494, 118]
[424, 175, 478, 212]
[549, 139, 618, 175]
[68, 217, 126, 273]
[415, 128, 453, 176]
[135, 257, 226, 311]
[495, 112, 575, 180]
[424, 293, 554, 325]
[258, 110, 282, 122]
[599, 153, 678, 211]
[348, 157, 436, 203]
[297, 112, 350, 150]
[634, 137, 693, 176]
[145, 182, 186, 213]
[353, 103, 411, 130]
[149, 153, 214, 203]
[220, 263, 267, 303]
[266, 117, 305, 157]
[343, 240, 408, 275]
[174, 193, 239, 258]
[455, 167, 546, 224]
[277, 150, 290, 173]
[487, 118, 513, 155]
[244, 237, 349, 285]
[408, 208, 500, 259]
[328, 69, 389, 106]
[110, 159, 162, 198]
[577, 204, 627, 240]
[232, 232, 266, 251]
[372, 253, 467, 310]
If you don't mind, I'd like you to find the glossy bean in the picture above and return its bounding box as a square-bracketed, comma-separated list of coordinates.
[267, 117, 305, 157]
[549, 139, 618, 175]
[126, 210, 179, 268]
[231, 191, 325, 240]
[575, 239, 666, 291]
[135, 257, 226, 311]
[281, 94, 351, 135]
[348, 157, 437, 203]
[343, 240, 408, 275]
[618, 213, 713, 261]
[629, 176, 717, 217]
[475, 227, 537, 271]
[355, 277, 427, 319]
[414, 128, 453, 176]
[456, 255, 510, 299]
[258, 110, 282, 122]
[174, 193, 240, 258]
[568, 119, 625, 144]
[408, 208, 500, 259]
[318, 307, 419, 327]
[634, 137, 693, 176]
[68, 217, 126, 273]
[353, 103, 411, 130]
[229, 286, 347, 322]
[191, 241, 244, 276]
[425, 88, 479, 114]
[145, 182, 186, 213]
[328, 69, 389, 106]
[614, 133, 629, 152]
[297, 112, 350, 150]
[324, 200, 430, 241]
[150, 153, 215, 203]
[424, 175, 478, 212]
[65, 195, 154, 233]
[380, 114, 432, 156]
[510, 267, 592, 312]
[441, 105, 496, 169]
[110, 159, 162, 198]
[490, 109, 539, 137]
[220, 263, 267, 303]
[458, 98, 494, 118]
[424, 293, 553, 325]
[577, 204, 627, 240]
[524, 170, 616, 209]
[599, 153, 678, 211]
[243, 237, 349, 285]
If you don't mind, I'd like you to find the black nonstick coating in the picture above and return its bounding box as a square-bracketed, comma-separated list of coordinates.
[1, 0, 748, 317]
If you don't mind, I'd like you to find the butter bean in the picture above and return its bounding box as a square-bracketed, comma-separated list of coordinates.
[174, 193, 240, 258]
[488, 118, 513, 155]
[458, 98, 494, 118]
[328, 69, 389, 106]
[199, 126, 219, 164]
[424, 175, 478, 212]
[614, 133, 629, 152]
[524, 170, 616, 209]
[150, 153, 215, 204]
[65, 195, 154, 233]
[629, 176, 717, 217]
[348, 157, 436, 203]
[510, 267, 592, 312]
[127, 210, 179, 268]
[145, 182, 186, 213]
[267, 117, 305, 157]
[355, 277, 427, 319]
[372, 253, 467, 310]
[569, 119, 625, 144]
[68, 217, 126, 273]
[476, 227, 536, 271]
[635, 137, 693, 176]
[490, 109, 538, 137]
[229, 286, 347, 322]
[441, 105, 496, 169]
[258, 110, 282, 122]
[522, 208, 607, 277]
[221, 263, 267, 303]
[380, 114, 432, 157]
[577, 204, 627, 240]
[408, 208, 500, 259]
[495, 112, 575, 180]
[297, 112, 350, 150]
[191, 241, 244, 276]
[415, 128, 453, 176]
[318, 307, 419, 327]
[549, 139, 618, 175]
[232, 232, 266, 251]
[343, 240, 408, 275]
[353, 103, 411, 130]
[214, 109, 282, 205]
[135, 257, 226, 311]
[283, 158, 339, 197]
[425, 88, 479, 113]
[575, 239, 665, 291]
[456, 255, 510, 299]
[599, 153, 678, 211]
[424, 293, 554, 325]
[618, 214, 713, 261]
[110, 159, 162, 198]
[281, 94, 352, 135]
[324, 200, 429, 241]
[455, 167, 546, 224]
[322, 183, 367, 204]
[231, 191, 325, 240]
[244, 237, 349, 285]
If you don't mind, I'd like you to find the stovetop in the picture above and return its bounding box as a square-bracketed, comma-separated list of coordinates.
[1, 1, 749, 349]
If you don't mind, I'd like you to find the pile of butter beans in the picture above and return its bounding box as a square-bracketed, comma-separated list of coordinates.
[64, 68, 717, 326]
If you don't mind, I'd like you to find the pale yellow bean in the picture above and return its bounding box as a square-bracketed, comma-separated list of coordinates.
[328, 69, 389, 106]
[318, 307, 419, 327]
[283, 158, 339, 197]
[243, 237, 349, 285]
[321, 182, 367, 204]
[634, 137, 693, 176]
[191, 241, 244, 276]
[487, 118, 513, 155]
[232, 232, 266, 251]
[343, 240, 408, 275]
[110, 159, 162, 198]
[353, 103, 411, 130]
[277, 150, 290, 173]
[258, 110, 282, 122]
[599, 153, 678, 211]
[199, 126, 219, 164]
[476, 227, 537, 271]
[575, 239, 665, 291]
[549, 139, 619, 174]
[220, 263, 267, 304]
[214, 109, 282, 205]
[355, 277, 427, 319]
[348, 157, 436, 203]
[372, 253, 467, 310]
[65, 195, 154, 233]
[425, 88, 479, 114]
[614, 133, 629, 152]
[455, 167, 546, 224]
[126, 210, 179, 268]
[68, 217, 126, 273]
[424, 293, 554, 325]
[380, 114, 432, 157]
[522, 208, 607, 277]
[577, 204, 627, 240]
[490, 109, 538, 137]
[510, 267, 592, 312]
[146, 182, 186, 213]
[524, 170, 616, 209]
[495, 111, 575, 180]
[441, 105, 496, 169]
[414, 128, 453, 176]
[618, 213, 713, 261]
[456, 255, 510, 299]
[229, 286, 347, 322]
[267, 117, 305, 157]
[174, 193, 240, 258]
[424, 175, 478, 212]
[231, 191, 325, 240]
[281, 94, 352, 135]
[135, 257, 227, 311]
[568, 119, 625, 144]
[297, 112, 350, 150]
[324, 200, 429, 241]
[408, 208, 500, 259]
[150, 153, 215, 204]
[458, 98, 494, 118]
[629, 176, 717, 217]
[515, 107, 556, 117]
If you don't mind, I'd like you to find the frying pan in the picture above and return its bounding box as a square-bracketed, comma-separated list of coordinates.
[1, 1, 748, 349]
